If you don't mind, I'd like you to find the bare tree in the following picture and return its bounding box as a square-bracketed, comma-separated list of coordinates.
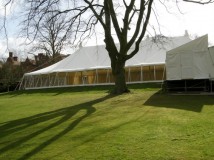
[2, 0, 214, 94]
[0, 61, 23, 92]
[28, 11, 71, 61]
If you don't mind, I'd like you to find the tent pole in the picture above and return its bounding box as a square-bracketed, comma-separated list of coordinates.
[44, 75, 45, 87]
[45, 74, 48, 87]
[67, 72, 70, 85]
[142, 66, 144, 81]
[82, 71, 85, 85]
[29, 76, 33, 88]
[32, 76, 36, 87]
[109, 69, 111, 83]
[28, 77, 31, 88]
[73, 72, 77, 85]
[128, 67, 131, 82]
[161, 65, 166, 91]
[54, 73, 58, 86]
[25, 76, 29, 89]
[35, 75, 40, 87]
[41, 75, 47, 87]
[65, 72, 68, 86]
[18, 76, 24, 90]
[93, 71, 95, 84]
[154, 65, 156, 80]
[58, 73, 60, 86]
[106, 69, 109, 83]
[96, 69, 98, 84]
[140, 66, 143, 81]
[81, 71, 84, 85]
[44, 76, 46, 87]
[33, 76, 36, 88]
[48, 74, 50, 87]
[40, 75, 43, 87]
[162, 65, 166, 81]
[24, 77, 27, 89]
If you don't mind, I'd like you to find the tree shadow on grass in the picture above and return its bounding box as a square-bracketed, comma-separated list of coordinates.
[4, 83, 160, 98]
[0, 94, 115, 160]
[144, 92, 214, 112]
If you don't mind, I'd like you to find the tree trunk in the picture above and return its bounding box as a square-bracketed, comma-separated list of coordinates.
[111, 60, 130, 94]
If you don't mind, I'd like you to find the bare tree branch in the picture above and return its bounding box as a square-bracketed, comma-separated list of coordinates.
[183, 0, 214, 4]
[126, 0, 154, 60]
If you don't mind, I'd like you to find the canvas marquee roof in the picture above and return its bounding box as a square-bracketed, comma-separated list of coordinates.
[25, 35, 191, 76]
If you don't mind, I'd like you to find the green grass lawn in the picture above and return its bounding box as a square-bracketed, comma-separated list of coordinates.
[0, 83, 214, 160]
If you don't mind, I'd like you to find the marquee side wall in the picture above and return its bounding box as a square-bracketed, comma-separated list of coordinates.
[20, 64, 165, 89]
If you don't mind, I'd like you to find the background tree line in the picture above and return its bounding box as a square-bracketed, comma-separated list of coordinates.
[0, 61, 23, 92]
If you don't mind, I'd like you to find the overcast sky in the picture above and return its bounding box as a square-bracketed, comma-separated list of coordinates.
[156, 1, 214, 43]
[0, 1, 214, 60]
